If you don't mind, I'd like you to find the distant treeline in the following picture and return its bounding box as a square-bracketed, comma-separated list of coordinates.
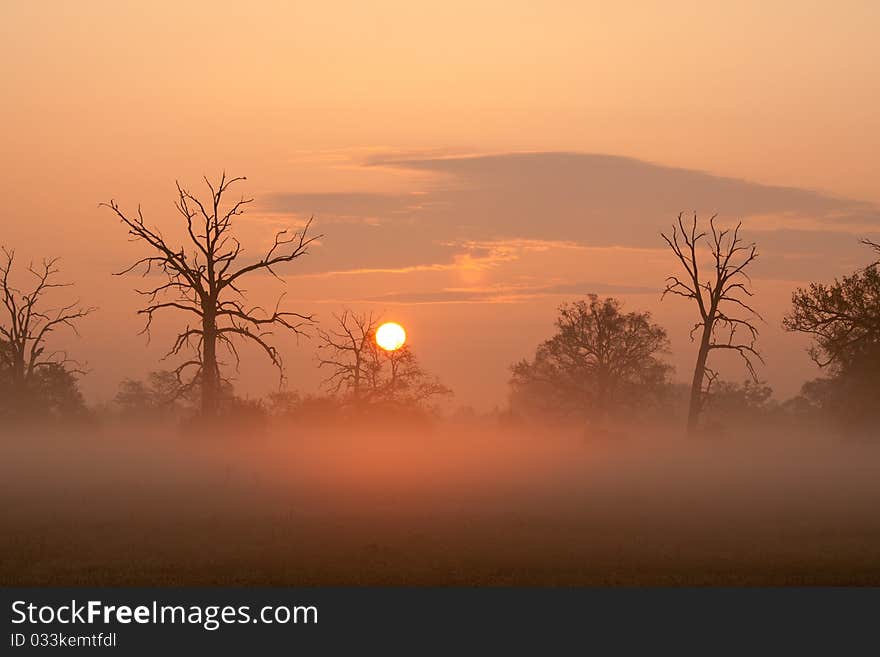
[1, 178, 878, 436]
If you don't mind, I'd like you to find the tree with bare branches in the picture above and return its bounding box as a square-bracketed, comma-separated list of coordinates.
[316, 310, 380, 402]
[661, 213, 762, 434]
[0, 248, 95, 415]
[102, 173, 319, 417]
[316, 309, 451, 410]
[375, 345, 452, 408]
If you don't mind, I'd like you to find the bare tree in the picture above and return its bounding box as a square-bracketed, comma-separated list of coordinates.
[661, 213, 762, 434]
[863, 238, 880, 263]
[102, 173, 319, 417]
[0, 247, 95, 406]
[316, 309, 451, 409]
[316, 310, 379, 402]
[372, 345, 452, 408]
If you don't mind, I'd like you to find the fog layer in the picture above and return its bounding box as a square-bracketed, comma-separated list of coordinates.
[2, 420, 878, 585]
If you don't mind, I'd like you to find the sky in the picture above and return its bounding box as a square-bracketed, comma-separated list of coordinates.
[1, 1, 878, 408]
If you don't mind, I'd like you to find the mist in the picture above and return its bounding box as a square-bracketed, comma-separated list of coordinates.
[3, 414, 878, 586]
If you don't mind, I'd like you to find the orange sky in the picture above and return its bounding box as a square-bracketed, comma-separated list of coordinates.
[1, 1, 878, 408]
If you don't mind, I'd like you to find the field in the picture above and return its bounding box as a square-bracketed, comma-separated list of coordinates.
[2, 421, 879, 586]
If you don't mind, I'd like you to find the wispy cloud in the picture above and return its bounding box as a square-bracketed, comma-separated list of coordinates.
[366, 280, 659, 305]
[288, 238, 594, 280]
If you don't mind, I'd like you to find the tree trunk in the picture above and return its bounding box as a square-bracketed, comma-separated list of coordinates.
[595, 366, 609, 426]
[687, 324, 712, 435]
[9, 346, 27, 409]
[3, 342, 36, 416]
[11, 348, 26, 389]
[201, 311, 219, 417]
[353, 354, 362, 404]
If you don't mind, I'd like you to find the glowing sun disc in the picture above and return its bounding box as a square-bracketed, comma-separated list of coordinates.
[376, 322, 406, 351]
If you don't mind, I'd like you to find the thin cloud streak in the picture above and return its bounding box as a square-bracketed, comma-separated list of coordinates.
[365, 280, 660, 305]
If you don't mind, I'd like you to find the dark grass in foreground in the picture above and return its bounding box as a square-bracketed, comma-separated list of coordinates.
[2, 422, 879, 586]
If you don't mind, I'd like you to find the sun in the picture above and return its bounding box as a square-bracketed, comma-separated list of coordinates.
[376, 322, 406, 351]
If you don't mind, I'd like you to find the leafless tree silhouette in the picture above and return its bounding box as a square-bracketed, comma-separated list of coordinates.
[0, 247, 95, 399]
[103, 173, 320, 417]
[661, 213, 762, 434]
[316, 309, 451, 409]
[316, 310, 380, 402]
[375, 345, 452, 407]
[863, 238, 880, 260]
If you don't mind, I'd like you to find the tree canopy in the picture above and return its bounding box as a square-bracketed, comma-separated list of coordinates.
[509, 295, 671, 420]
[783, 242, 880, 433]
[783, 250, 880, 371]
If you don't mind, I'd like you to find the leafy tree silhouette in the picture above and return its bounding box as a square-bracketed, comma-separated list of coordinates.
[783, 240, 880, 432]
[510, 295, 671, 421]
